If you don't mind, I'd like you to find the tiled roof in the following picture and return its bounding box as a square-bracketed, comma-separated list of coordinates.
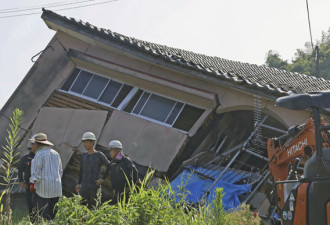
[41, 9, 330, 98]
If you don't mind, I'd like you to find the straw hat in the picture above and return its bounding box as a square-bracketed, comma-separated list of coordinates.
[29, 133, 54, 146]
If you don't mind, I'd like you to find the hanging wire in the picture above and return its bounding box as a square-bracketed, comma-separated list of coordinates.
[0, 0, 80, 11]
[0, 0, 98, 13]
[0, 0, 118, 19]
[31, 46, 54, 62]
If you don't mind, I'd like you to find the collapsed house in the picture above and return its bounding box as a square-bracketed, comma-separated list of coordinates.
[1, 9, 330, 218]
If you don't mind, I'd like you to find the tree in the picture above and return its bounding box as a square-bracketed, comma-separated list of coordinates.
[265, 27, 330, 79]
[265, 50, 288, 70]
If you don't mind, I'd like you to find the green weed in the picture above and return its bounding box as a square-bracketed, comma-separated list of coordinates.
[21, 170, 259, 225]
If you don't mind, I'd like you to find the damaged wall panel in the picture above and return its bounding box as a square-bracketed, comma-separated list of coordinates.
[98, 110, 187, 172]
[0, 39, 75, 153]
[27, 107, 108, 169]
[44, 90, 115, 116]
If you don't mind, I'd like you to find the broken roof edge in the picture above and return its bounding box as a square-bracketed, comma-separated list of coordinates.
[40, 9, 291, 100]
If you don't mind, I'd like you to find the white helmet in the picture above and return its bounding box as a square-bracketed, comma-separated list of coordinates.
[109, 140, 122, 150]
[82, 132, 96, 141]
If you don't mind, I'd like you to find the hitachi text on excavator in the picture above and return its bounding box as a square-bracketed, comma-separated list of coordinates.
[267, 91, 330, 225]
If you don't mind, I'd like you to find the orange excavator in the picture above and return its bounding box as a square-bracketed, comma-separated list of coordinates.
[267, 91, 330, 225]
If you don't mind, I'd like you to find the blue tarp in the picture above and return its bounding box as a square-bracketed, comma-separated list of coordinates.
[170, 168, 252, 210]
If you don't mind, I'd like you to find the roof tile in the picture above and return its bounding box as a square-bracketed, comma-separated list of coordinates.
[42, 9, 330, 97]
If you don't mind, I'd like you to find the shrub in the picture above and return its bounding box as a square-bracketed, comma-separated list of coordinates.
[224, 204, 261, 225]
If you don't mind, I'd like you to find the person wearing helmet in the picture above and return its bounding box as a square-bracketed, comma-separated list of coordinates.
[99, 140, 139, 203]
[75, 132, 110, 207]
[29, 133, 62, 220]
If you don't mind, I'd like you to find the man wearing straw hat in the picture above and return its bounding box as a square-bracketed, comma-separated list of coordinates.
[29, 133, 62, 220]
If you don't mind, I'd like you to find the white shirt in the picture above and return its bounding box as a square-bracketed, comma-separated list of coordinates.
[30, 146, 63, 198]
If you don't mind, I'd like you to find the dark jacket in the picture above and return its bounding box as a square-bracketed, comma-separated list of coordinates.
[104, 155, 139, 192]
[18, 151, 35, 184]
[78, 151, 110, 186]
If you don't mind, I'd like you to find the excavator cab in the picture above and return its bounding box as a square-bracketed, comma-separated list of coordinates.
[272, 91, 330, 225]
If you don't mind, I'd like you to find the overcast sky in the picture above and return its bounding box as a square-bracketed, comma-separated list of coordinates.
[1, 0, 329, 110]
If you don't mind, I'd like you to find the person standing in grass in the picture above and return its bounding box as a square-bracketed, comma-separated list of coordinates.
[29, 133, 63, 220]
[18, 147, 36, 221]
[75, 132, 110, 207]
[98, 140, 139, 203]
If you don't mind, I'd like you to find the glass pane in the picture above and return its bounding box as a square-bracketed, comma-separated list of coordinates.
[61, 68, 80, 91]
[133, 92, 150, 114]
[111, 84, 133, 108]
[70, 70, 92, 94]
[83, 75, 109, 99]
[165, 102, 184, 125]
[123, 90, 143, 113]
[173, 105, 204, 131]
[140, 94, 176, 122]
[99, 80, 122, 105]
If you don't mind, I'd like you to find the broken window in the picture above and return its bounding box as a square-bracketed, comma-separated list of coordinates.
[111, 84, 133, 108]
[61, 68, 205, 132]
[125, 90, 203, 132]
[139, 94, 176, 122]
[60, 69, 133, 109]
[165, 102, 184, 125]
[123, 90, 143, 113]
[61, 68, 80, 91]
[173, 105, 204, 131]
[70, 70, 92, 94]
[83, 75, 108, 99]
[99, 80, 122, 105]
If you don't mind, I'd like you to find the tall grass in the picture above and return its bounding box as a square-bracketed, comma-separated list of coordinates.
[15, 171, 260, 225]
[0, 109, 23, 225]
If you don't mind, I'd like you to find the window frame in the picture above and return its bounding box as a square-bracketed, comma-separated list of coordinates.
[129, 89, 186, 126]
[60, 68, 206, 133]
[82, 74, 110, 100]
[62, 68, 134, 110]
[98, 80, 124, 106]
[165, 102, 185, 126]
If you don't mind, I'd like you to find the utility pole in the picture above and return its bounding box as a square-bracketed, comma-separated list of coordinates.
[315, 46, 320, 78]
[305, 0, 320, 78]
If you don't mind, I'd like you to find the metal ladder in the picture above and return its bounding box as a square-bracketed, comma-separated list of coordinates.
[198, 115, 287, 205]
